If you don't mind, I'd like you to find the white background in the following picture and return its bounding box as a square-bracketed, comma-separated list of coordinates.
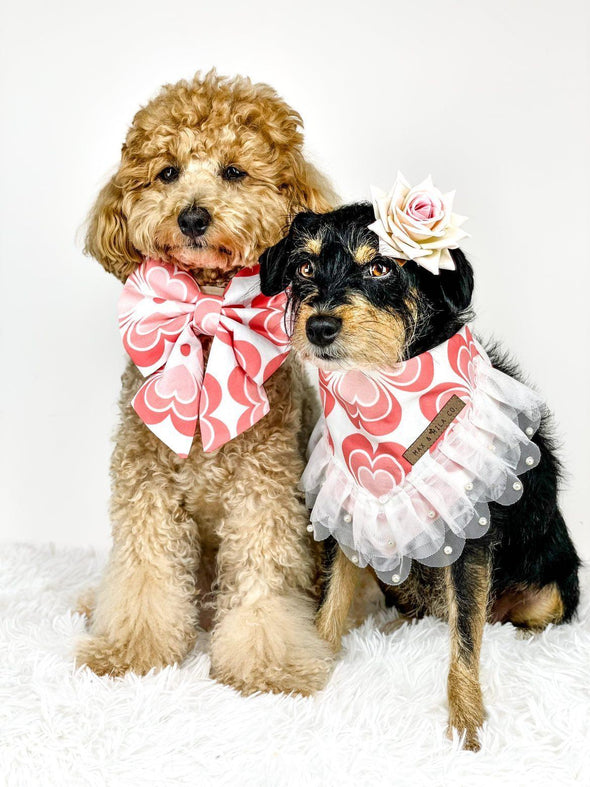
[1, 0, 588, 560]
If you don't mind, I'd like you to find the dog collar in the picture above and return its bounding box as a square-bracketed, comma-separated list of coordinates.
[118, 259, 290, 456]
[301, 326, 545, 585]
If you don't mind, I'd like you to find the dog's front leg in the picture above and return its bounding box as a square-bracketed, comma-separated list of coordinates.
[76, 440, 200, 676]
[445, 546, 490, 751]
[210, 476, 333, 696]
[316, 547, 361, 651]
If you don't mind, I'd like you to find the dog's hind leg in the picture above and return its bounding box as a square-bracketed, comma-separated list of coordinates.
[491, 582, 566, 633]
[490, 497, 580, 634]
[487, 411, 580, 631]
[445, 545, 491, 752]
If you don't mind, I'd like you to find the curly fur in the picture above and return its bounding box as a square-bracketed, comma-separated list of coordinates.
[77, 71, 336, 694]
[86, 71, 336, 282]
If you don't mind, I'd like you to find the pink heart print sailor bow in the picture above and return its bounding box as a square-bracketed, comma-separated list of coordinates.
[118, 259, 290, 456]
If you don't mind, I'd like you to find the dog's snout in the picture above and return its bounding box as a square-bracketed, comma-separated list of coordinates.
[178, 205, 211, 238]
[306, 314, 342, 347]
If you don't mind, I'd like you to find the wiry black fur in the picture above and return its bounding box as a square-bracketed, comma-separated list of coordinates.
[485, 350, 580, 622]
[260, 202, 580, 623]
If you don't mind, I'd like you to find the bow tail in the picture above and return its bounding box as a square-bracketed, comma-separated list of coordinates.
[132, 326, 205, 458]
[199, 331, 272, 453]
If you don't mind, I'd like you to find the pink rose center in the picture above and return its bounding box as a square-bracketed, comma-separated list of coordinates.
[406, 194, 442, 222]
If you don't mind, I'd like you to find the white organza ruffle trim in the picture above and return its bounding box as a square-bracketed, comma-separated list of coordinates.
[300, 359, 545, 586]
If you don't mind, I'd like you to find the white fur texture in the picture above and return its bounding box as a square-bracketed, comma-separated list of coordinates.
[1, 543, 588, 786]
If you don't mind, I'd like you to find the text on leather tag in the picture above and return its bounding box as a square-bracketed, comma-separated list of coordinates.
[402, 394, 466, 466]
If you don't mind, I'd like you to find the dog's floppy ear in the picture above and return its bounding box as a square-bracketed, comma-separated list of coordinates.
[260, 211, 320, 295]
[85, 174, 141, 282]
[259, 232, 295, 296]
[293, 159, 339, 213]
[411, 248, 474, 314]
[286, 156, 338, 214]
[440, 248, 474, 312]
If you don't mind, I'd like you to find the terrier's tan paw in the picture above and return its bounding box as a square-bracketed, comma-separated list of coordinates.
[447, 720, 483, 752]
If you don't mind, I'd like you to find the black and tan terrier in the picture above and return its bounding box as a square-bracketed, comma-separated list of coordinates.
[259, 202, 580, 751]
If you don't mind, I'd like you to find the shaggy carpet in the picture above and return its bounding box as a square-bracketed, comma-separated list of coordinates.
[0, 543, 588, 786]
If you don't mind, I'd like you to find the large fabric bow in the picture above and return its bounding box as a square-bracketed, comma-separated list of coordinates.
[118, 259, 290, 456]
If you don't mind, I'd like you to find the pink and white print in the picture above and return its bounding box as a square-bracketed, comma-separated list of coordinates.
[419, 328, 478, 420]
[342, 435, 409, 498]
[118, 259, 290, 456]
[322, 372, 402, 436]
[301, 325, 545, 584]
[317, 326, 480, 498]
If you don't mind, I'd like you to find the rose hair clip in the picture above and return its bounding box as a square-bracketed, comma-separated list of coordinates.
[369, 172, 469, 275]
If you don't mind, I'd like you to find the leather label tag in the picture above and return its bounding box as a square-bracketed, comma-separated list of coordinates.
[402, 394, 466, 466]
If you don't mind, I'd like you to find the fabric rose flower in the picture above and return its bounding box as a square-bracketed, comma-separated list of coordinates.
[369, 173, 469, 275]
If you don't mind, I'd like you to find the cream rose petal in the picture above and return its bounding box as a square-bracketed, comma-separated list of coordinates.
[377, 238, 397, 259]
[408, 175, 435, 196]
[368, 218, 397, 248]
[419, 223, 469, 250]
[369, 218, 427, 261]
[438, 249, 456, 271]
[397, 216, 443, 239]
[388, 215, 423, 250]
[453, 213, 469, 228]
[418, 250, 445, 275]
[370, 186, 390, 227]
[396, 210, 438, 236]
[389, 172, 411, 206]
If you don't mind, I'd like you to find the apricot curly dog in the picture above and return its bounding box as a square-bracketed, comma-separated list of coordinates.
[76, 70, 337, 695]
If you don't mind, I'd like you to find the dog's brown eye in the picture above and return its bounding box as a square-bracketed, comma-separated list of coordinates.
[298, 261, 315, 279]
[157, 166, 180, 184]
[367, 262, 391, 278]
[222, 165, 247, 182]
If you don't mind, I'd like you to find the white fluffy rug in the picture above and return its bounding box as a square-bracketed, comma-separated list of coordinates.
[1, 543, 589, 786]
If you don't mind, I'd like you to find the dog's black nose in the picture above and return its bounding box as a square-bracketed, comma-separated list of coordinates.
[306, 314, 342, 347]
[178, 206, 211, 238]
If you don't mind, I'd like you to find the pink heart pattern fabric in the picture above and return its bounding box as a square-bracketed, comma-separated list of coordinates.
[301, 326, 546, 585]
[319, 328, 480, 494]
[118, 259, 290, 456]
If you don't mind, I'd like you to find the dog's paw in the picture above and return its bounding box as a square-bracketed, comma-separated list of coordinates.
[447, 722, 482, 752]
[446, 706, 485, 752]
[75, 633, 182, 677]
[210, 595, 334, 696]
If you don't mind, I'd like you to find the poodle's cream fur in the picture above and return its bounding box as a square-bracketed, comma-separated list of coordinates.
[77, 71, 337, 694]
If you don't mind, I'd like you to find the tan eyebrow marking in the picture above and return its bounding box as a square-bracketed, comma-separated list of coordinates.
[353, 244, 377, 264]
[303, 237, 322, 255]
